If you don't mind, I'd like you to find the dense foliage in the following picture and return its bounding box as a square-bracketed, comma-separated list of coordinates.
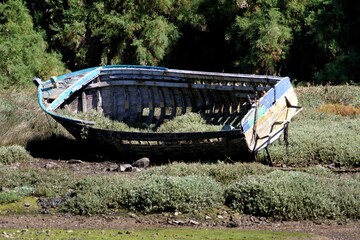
[0, 0, 358, 87]
[0, 0, 65, 88]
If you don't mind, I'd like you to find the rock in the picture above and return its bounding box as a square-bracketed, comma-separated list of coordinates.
[128, 212, 137, 218]
[44, 162, 61, 170]
[227, 220, 240, 228]
[221, 124, 235, 131]
[23, 202, 31, 207]
[118, 164, 133, 172]
[189, 219, 200, 225]
[205, 215, 212, 220]
[132, 167, 142, 172]
[106, 164, 119, 172]
[132, 157, 150, 169]
[67, 159, 84, 164]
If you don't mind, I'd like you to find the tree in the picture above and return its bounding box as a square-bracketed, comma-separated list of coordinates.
[229, 0, 292, 75]
[26, 0, 202, 70]
[0, 0, 65, 87]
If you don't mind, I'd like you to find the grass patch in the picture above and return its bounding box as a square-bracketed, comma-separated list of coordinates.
[0, 197, 40, 214]
[0, 88, 61, 146]
[0, 228, 311, 240]
[261, 85, 360, 167]
[0, 166, 76, 198]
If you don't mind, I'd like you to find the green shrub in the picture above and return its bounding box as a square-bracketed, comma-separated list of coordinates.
[225, 171, 340, 220]
[0, 167, 75, 198]
[0, 145, 33, 164]
[143, 162, 272, 185]
[59, 110, 222, 133]
[126, 175, 223, 213]
[157, 112, 221, 133]
[63, 176, 134, 215]
[332, 176, 360, 219]
[0, 186, 33, 204]
[0, 191, 21, 204]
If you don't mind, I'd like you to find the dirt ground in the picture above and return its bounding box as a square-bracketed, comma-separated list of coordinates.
[2, 158, 360, 240]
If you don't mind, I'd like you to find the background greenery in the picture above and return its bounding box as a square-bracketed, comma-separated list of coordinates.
[1, 0, 359, 88]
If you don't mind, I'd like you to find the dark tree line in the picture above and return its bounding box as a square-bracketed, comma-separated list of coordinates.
[1, 0, 359, 87]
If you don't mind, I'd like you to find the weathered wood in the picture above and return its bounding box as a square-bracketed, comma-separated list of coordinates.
[34, 65, 302, 159]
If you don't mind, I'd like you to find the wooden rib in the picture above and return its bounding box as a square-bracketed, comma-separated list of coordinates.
[218, 92, 231, 125]
[146, 87, 154, 125]
[203, 89, 214, 121]
[224, 111, 239, 126]
[187, 88, 197, 112]
[198, 89, 207, 114]
[136, 86, 143, 122]
[155, 87, 166, 128]
[168, 88, 176, 119]
[96, 89, 102, 111]
[123, 86, 130, 121]
[81, 92, 87, 112]
[179, 88, 187, 115]
[112, 91, 117, 120]
[212, 90, 223, 124]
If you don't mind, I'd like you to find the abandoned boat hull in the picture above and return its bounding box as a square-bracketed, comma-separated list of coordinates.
[33, 65, 301, 160]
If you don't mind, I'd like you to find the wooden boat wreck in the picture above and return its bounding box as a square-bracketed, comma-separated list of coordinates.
[33, 65, 302, 161]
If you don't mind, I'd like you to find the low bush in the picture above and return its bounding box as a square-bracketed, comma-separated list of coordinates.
[225, 170, 360, 220]
[125, 175, 223, 213]
[63, 174, 223, 215]
[0, 191, 21, 204]
[0, 186, 34, 204]
[0, 167, 75, 198]
[59, 109, 222, 133]
[0, 145, 34, 164]
[143, 162, 272, 185]
[63, 176, 134, 215]
[157, 112, 221, 132]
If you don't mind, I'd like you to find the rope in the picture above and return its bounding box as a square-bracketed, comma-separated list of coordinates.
[284, 122, 289, 155]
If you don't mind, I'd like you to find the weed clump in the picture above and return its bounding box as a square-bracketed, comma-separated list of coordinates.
[125, 175, 223, 213]
[58, 109, 222, 133]
[0, 145, 34, 165]
[157, 112, 221, 132]
[63, 174, 223, 215]
[225, 170, 360, 220]
[142, 162, 272, 185]
[63, 176, 134, 215]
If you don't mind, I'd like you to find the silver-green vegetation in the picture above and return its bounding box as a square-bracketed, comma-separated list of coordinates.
[1, 86, 360, 220]
[58, 109, 222, 133]
[262, 85, 360, 167]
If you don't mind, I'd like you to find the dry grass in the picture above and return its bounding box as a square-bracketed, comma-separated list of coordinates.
[317, 103, 360, 116]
